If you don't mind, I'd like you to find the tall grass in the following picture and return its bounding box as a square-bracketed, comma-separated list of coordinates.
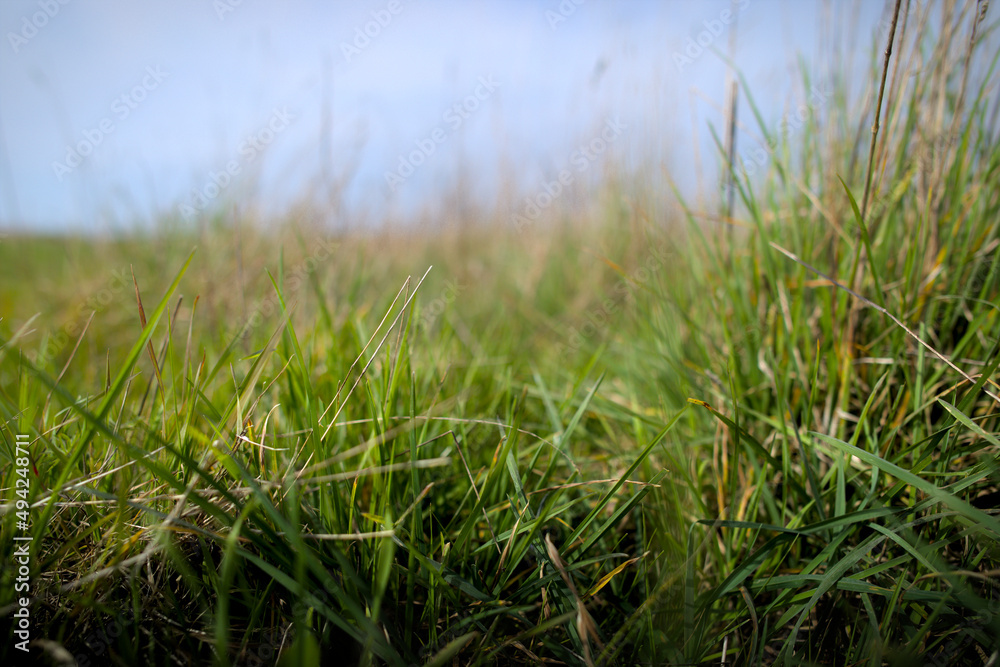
[2, 2, 999, 665]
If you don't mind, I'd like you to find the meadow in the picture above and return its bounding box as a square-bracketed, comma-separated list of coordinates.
[1, 2, 999, 665]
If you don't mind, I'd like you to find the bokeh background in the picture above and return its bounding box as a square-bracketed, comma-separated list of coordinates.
[0, 0, 889, 233]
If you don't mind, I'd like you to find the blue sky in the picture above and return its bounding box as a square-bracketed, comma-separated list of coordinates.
[0, 0, 892, 232]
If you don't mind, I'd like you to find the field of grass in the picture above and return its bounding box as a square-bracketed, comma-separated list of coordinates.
[2, 3, 999, 665]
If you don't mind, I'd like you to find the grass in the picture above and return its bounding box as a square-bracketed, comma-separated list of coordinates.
[2, 2, 999, 665]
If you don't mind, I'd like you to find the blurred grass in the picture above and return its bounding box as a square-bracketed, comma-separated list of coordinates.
[2, 2, 1000, 665]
